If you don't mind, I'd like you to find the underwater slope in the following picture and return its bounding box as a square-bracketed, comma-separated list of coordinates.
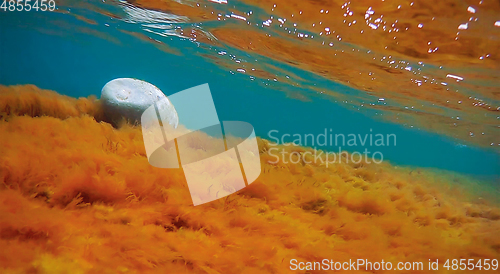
[0, 85, 499, 273]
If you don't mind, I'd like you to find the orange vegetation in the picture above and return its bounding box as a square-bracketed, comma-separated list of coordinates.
[0, 84, 103, 121]
[0, 85, 499, 273]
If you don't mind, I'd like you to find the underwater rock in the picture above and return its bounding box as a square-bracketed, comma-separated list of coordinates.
[100, 78, 178, 127]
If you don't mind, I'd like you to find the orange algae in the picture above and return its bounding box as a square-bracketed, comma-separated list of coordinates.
[0, 85, 499, 273]
[0, 84, 103, 121]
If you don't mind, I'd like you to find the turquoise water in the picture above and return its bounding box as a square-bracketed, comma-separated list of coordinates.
[1, 3, 499, 178]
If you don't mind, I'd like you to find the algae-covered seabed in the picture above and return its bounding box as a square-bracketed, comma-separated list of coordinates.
[1, 0, 500, 273]
[0, 85, 499, 273]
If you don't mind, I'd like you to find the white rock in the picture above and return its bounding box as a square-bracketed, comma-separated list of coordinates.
[100, 78, 178, 127]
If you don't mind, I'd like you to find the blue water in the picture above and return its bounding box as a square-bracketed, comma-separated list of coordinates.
[1, 6, 499, 178]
